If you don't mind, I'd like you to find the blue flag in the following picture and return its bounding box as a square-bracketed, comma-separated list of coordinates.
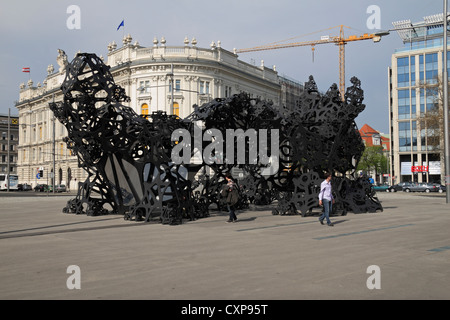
[117, 19, 124, 31]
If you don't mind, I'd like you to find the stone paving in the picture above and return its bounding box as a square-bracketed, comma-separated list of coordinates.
[0, 191, 449, 300]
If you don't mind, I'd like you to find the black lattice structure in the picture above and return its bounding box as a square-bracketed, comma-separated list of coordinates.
[50, 53, 382, 224]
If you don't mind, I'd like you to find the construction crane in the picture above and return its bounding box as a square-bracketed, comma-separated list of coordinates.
[235, 25, 388, 101]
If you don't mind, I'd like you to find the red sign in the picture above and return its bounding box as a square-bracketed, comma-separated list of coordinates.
[411, 166, 428, 173]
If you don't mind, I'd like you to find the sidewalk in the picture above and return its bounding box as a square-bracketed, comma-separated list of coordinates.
[0, 192, 449, 300]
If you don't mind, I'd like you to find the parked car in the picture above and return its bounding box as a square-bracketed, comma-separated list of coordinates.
[372, 184, 390, 192]
[387, 184, 404, 192]
[18, 183, 32, 191]
[398, 182, 416, 192]
[430, 183, 446, 193]
[403, 182, 439, 193]
[54, 184, 67, 192]
[34, 184, 49, 192]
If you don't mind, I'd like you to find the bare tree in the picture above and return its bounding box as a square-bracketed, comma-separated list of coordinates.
[417, 75, 450, 182]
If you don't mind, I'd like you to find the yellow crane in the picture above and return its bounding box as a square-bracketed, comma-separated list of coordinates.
[235, 25, 387, 101]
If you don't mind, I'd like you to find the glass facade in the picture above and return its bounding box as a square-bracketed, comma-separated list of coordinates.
[396, 52, 441, 155]
[398, 121, 411, 152]
[398, 89, 410, 119]
[425, 53, 438, 84]
[393, 50, 445, 182]
[397, 57, 410, 87]
[412, 120, 417, 151]
[391, 15, 448, 183]
[395, 25, 445, 53]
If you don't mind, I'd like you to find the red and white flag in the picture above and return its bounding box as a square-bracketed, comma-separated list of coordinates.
[22, 67, 30, 73]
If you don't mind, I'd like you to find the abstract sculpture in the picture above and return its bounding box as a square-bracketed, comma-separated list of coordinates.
[49, 53, 382, 225]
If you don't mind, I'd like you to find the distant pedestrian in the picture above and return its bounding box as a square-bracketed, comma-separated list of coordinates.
[222, 173, 239, 223]
[318, 172, 335, 226]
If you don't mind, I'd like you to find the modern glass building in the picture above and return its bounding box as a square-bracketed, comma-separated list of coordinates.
[389, 13, 449, 184]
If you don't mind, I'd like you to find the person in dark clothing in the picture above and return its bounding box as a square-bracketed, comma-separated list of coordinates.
[222, 173, 239, 223]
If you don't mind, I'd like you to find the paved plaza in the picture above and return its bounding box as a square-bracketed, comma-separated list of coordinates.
[0, 191, 449, 300]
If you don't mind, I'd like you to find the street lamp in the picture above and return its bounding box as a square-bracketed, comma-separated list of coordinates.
[52, 94, 56, 194]
[166, 64, 174, 114]
[6, 108, 11, 192]
[372, 30, 391, 43]
[443, 0, 450, 204]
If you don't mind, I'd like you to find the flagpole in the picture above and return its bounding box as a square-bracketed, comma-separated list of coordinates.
[22, 67, 31, 80]
[7, 108, 10, 193]
[443, 0, 450, 204]
[116, 19, 125, 43]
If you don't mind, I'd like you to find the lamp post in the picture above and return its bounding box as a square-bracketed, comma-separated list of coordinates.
[6, 108, 10, 192]
[52, 94, 56, 194]
[166, 64, 174, 114]
[444, 0, 450, 204]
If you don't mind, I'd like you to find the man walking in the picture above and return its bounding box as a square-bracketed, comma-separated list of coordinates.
[318, 173, 334, 226]
[222, 173, 239, 223]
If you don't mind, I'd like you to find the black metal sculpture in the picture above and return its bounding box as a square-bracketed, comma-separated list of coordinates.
[49, 53, 382, 224]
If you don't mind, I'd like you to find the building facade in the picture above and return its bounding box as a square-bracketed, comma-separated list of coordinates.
[0, 113, 19, 176]
[359, 124, 390, 151]
[359, 124, 390, 184]
[15, 35, 303, 189]
[389, 14, 449, 184]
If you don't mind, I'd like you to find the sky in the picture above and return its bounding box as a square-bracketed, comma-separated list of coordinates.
[0, 0, 444, 133]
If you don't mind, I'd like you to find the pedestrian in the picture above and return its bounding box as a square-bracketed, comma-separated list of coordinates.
[222, 173, 239, 223]
[318, 172, 335, 226]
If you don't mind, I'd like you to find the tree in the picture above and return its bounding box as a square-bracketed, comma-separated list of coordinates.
[418, 75, 450, 183]
[418, 77, 447, 151]
[357, 145, 388, 181]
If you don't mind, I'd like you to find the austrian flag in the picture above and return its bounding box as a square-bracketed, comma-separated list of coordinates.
[22, 67, 30, 73]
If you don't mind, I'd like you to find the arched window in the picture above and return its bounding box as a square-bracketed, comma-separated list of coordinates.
[141, 103, 149, 116]
[173, 102, 180, 117]
[59, 168, 63, 185]
[67, 168, 72, 185]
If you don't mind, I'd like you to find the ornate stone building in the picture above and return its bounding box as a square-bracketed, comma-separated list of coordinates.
[15, 35, 303, 189]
